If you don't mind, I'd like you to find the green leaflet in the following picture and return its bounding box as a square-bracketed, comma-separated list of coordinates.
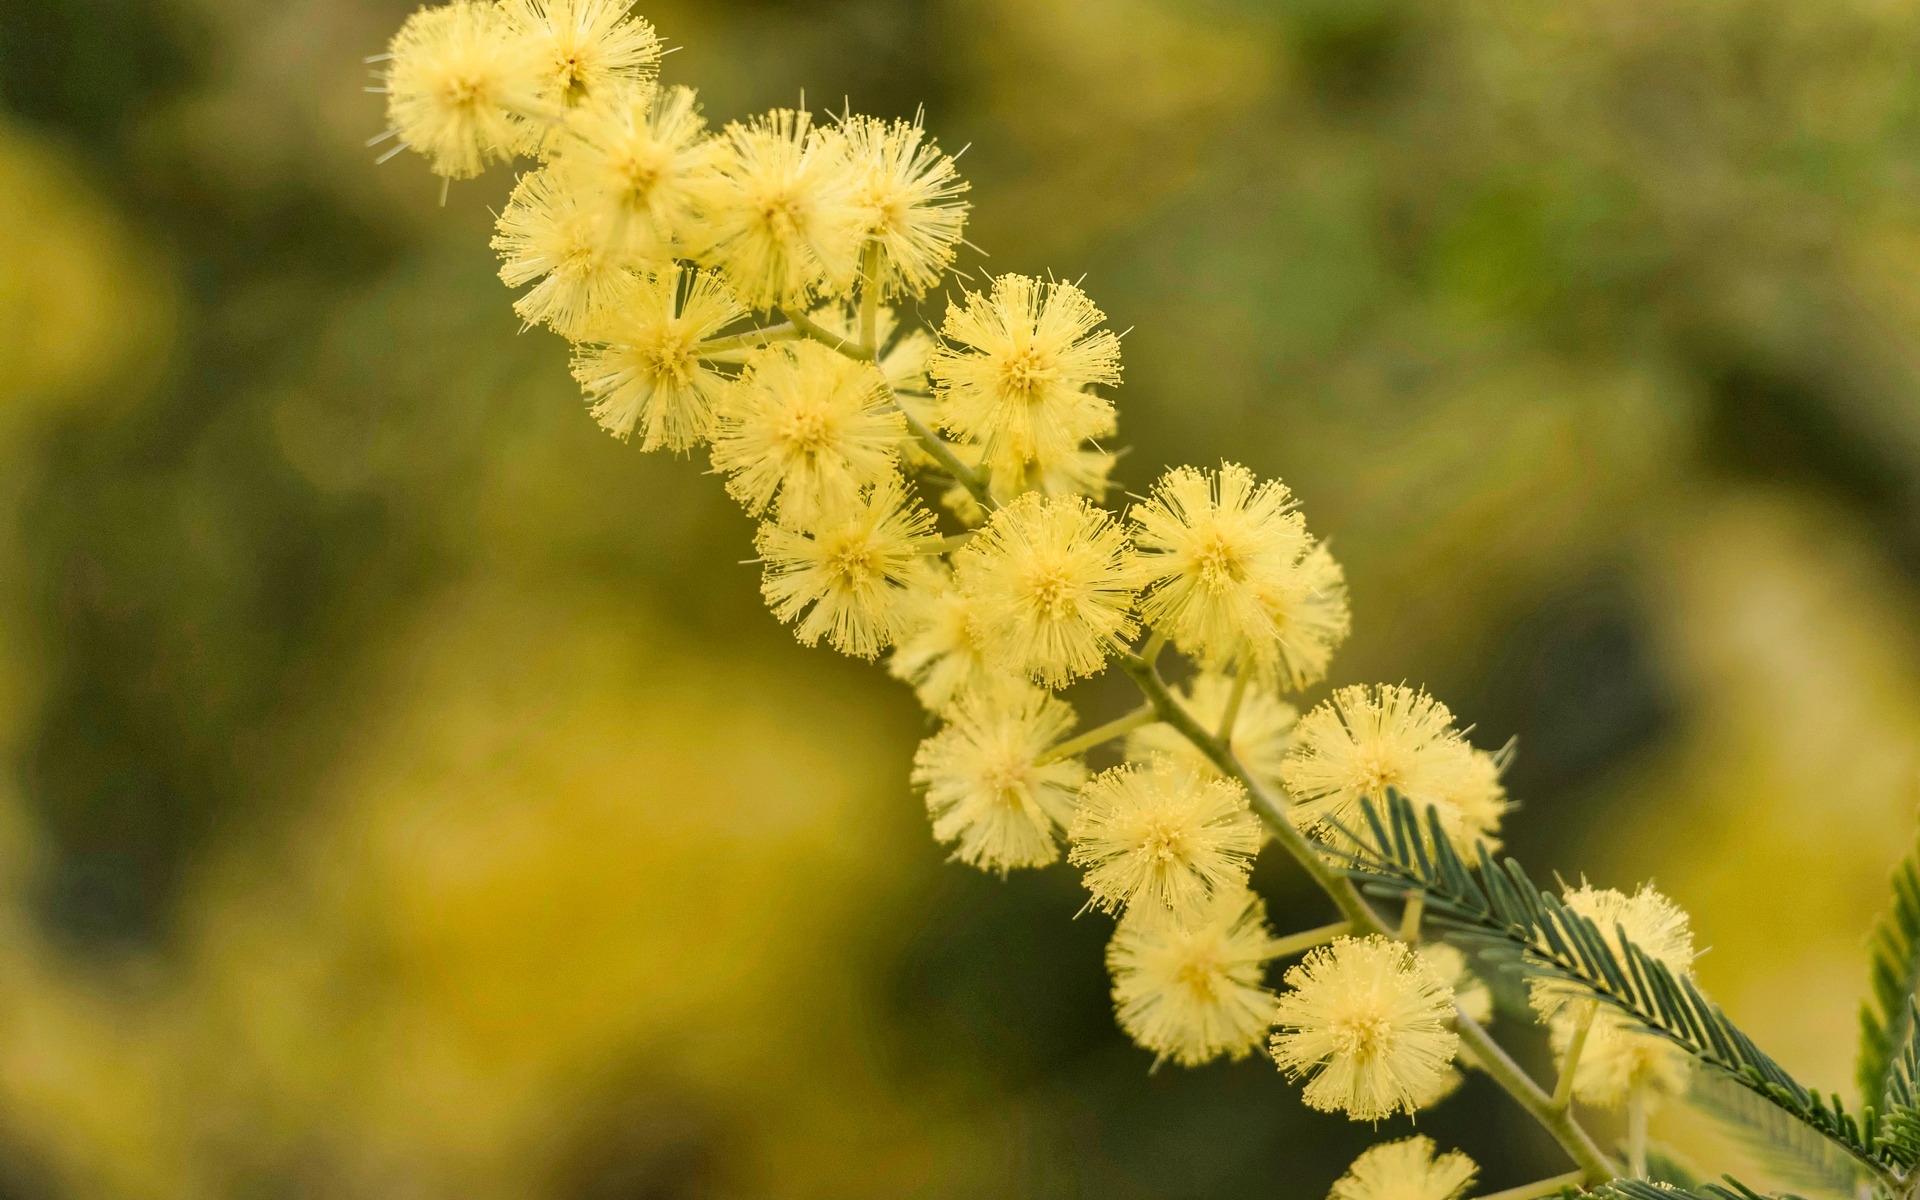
[1323, 793, 1902, 1193]
[1687, 1072, 1864, 1198]
[1860, 833, 1920, 1111]
[1585, 1181, 1806, 1200]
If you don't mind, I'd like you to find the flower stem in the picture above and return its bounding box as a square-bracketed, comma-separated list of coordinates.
[1472, 1171, 1587, 1200]
[780, 306, 877, 361]
[1267, 919, 1350, 961]
[892, 394, 994, 509]
[1040, 705, 1157, 763]
[696, 322, 799, 356]
[1627, 1083, 1649, 1178]
[857, 240, 882, 351]
[1551, 1002, 1596, 1113]
[1400, 892, 1426, 943]
[1112, 649, 1619, 1186]
[1217, 669, 1249, 742]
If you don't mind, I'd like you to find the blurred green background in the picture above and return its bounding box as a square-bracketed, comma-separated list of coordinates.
[5, 0, 1920, 1195]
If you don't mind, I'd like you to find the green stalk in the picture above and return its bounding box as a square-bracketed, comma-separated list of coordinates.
[1472, 1171, 1587, 1200]
[1040, 705, 1157, 764]
[695, 322, 799, 356]
[857, 240, 882, 351]
[780, 306, 877, 361]
[1113, 648, 1619, 1185]
[1217, 669, 1249, 742]
[783, 302, 996, 510]
[1268, 920, 1350, 961]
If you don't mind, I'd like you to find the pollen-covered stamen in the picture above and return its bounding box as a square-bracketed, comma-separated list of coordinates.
[613, 150, 663, 199]
[825, 537, 880, 587]
[757, 191, 804, 242]
[954, 493, 1136, 688]
[780, 402, 836, 454]
[983, 757, 1036, 808]
[1138, 814, 1192, 865]
[998, 345, 1055, 400]
[1190, 530, 1250, 590]
[1172, 952, 1223, 1000]
[1024, 566, 1077, 620]
[1328, 1007, 1394, 1061]
[641, 329, 696, 386]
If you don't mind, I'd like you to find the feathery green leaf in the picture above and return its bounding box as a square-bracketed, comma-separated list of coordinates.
[1583, 1181, 1806, 1200]
[1321, 793, 1902, 1190]
[1860, 829, 1920, 1110]
[1686, 1072, 1864, 1198]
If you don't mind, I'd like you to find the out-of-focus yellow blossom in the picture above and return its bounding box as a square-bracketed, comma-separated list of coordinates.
[1410, 942, 1492, 1106]
[1107, 885, 1278, 1067]
[1419, 943, 1490, 1026]
[886, 565, 1021, 716]
[912, 688, 1087, 873]
[1534, 884, 1697, 1111]
[1328, 1137, 1477, 1200]
[1270, 935, 1460, 1121]
[709, 341, 903, 524]
[569, 264, 741, 449]
[555, 84, 718, 256]
[380, 1, 546, 179]
[1068, 755, 1261, 918]
[491, 164, 640, 336]
[954, 492, 1138, 688]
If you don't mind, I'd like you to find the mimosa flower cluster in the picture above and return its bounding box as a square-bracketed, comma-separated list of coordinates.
[370, 7, 1917, 1198]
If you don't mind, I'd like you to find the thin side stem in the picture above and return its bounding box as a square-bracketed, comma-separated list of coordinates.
[894, 396, 994, 509]
[1400, 893, 1426, 942]
[1472, 1171, 1587, 1200]
[696, 322, 799, 356]
[1041, 705, 1157, 763]
[781, 306, 877, 361]
[1267, 920, 1350, 961]
[1627, 1084, 1649, 1178]
[1112, 649, 1619, 1185]
[1140, 628, 1170, 667]
[1217, 669, 1249, 742]
[1551, 1003, 1597, 1113]
[783, 300, 995, 510]
[857, 240, 882, 351]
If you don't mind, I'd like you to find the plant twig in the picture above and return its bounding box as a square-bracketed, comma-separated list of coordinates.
[1041, 705, 1157, 763]
[1112, 649, 1620, 1185]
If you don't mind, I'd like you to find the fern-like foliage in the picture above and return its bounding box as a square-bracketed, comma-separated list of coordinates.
[1585, 1181, 1807, 1200]
[1324, 794, 1901, 1189]
[1861, 832, 1920, 1111]
[1687, 1073, 1863, 1198]
[1878, 998, 1920, 1171]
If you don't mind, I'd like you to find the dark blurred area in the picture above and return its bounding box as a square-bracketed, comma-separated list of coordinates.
[3, 0, 1920, 1195]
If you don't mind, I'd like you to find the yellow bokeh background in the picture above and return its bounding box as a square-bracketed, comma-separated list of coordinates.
[5, 0, 1920, 1195]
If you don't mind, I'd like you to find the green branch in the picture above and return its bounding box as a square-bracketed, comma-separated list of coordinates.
[1334, 794, 1905, 1196]
[1112, 649, 1619, 1185]
[1861, 831, 1920, 1110]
